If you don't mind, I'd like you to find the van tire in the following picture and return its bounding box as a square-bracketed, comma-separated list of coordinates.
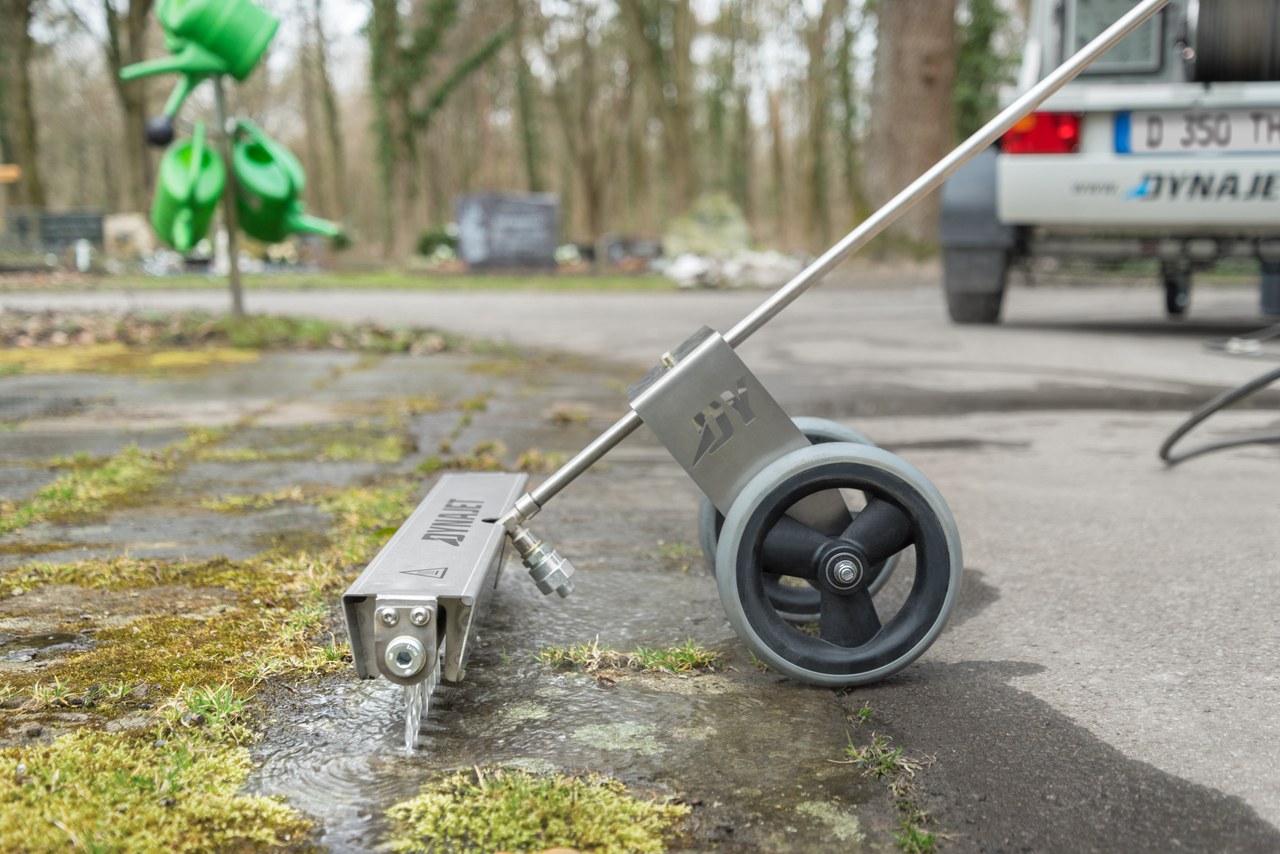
[943, 248, 1008, 324]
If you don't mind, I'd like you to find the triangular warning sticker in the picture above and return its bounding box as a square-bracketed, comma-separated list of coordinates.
[402, 567, 448, 579]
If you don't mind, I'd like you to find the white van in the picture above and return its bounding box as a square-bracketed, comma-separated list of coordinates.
[939, 0, 1280, 322]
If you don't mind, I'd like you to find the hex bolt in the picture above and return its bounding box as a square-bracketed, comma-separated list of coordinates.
[377, 607, 399, 627]
[384, 636, 426, 678]
[834, 560, 859, 585]
[409, 606, 431, 627]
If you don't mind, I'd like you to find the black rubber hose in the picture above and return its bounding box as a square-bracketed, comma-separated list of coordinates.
[1194, 0, 1280, 82]
[1159, 363, 1280, 465]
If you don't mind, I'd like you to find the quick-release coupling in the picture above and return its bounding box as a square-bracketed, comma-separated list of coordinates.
[508, 525, 576, 598]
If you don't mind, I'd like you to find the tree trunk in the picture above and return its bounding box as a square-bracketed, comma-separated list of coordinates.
[544, 4, 609, 269]
[312, 0, 347, 220]
[104, 0, 155, 213]
[866, 0, 957, 245]
[804, 0, 845, 250]
[619, 0, 696, 214]
[728, 2, 754, 223]
[836, 6, 867, 222]
[2, 0, 47, 209]
[767, 87, 787, 240]
[368, 0, 509, 260]
[298, 7, 327, 217]
[511, 0, 545, 193]
[369, 0, 413, 257]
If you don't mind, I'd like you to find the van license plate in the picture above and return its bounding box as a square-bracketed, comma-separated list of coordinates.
[1118, 109, 1280, 154]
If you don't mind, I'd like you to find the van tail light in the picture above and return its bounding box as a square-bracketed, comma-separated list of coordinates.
[1000, 112, 1081, 154]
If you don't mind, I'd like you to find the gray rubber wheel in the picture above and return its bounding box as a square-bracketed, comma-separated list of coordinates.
[715, 443, 962, 687]
[698, 418, 900, 621]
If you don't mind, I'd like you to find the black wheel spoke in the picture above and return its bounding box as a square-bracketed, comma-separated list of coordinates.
[819, 589, 881, 646]
[760, 515, 828, 580]
[840, 498, 913, 566]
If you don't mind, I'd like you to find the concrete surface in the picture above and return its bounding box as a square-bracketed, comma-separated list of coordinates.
[4, 278, 1280, 851]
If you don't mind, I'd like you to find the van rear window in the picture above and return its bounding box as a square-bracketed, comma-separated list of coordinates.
[1068, 0, 1164, 75]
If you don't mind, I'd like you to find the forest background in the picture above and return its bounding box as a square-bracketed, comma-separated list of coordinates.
[0, 0, 1025, 264]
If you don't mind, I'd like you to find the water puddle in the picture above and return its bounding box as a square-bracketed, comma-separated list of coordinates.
[0, 631, 91, 662]
[248, 568, 890, 852]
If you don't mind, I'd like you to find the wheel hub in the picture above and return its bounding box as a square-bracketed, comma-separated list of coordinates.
[819, 546, 865, 593]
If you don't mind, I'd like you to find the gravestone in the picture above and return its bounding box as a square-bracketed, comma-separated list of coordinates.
[38, 212, 106, 250]
[455, 193, 558, 269]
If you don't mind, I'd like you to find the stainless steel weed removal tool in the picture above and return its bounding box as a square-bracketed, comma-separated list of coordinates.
[345, 0, 1171, 747]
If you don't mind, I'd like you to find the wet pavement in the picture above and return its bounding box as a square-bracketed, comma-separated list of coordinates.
[3, 279, 1280, 852]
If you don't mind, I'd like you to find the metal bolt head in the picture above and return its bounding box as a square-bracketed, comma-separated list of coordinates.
[409, 606, 431, 627]
[377, 607, 399, 627]
[832, 559, 861, 586]
[384, 636, 426, 678]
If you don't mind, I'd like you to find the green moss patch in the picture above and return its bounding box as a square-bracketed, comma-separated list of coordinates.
[2, 483, 416, 708]
[200, 486, 310, 513]
[1, 555, 257, 598]
[45, 611, 298, 699]
[1, 430, 224, 536]
[0, 714, 311, 852]
[1, 445, 172, 535]
[194, 425, 415, 466]
[383, 767, 689, 854]
[417, 440, 506, 475]
[0, 342, 259, 376]
[0, 308, 464, 356]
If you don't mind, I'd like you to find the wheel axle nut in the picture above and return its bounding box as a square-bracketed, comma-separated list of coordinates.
[834, 560, 859, 584]
[377, 607, 399, 627]
[826, 557, 864, 591]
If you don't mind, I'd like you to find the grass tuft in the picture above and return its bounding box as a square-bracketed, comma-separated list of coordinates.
[841, 731, 938, 853]
[655, 541, 699, 572]
[538, 636, 721, 675]
[417, 440, 506, 474]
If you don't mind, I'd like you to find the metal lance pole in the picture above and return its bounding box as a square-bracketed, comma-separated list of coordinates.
[212, 76, 245, 317]
[511, 0, 1172, 519]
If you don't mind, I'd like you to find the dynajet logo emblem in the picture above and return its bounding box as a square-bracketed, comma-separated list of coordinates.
[691, 378, 755, 466]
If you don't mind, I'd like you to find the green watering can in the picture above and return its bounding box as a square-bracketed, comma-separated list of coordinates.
[231, 120, 341, 244]
[151, 123, 226, 252]
[119, 0, 279, 143]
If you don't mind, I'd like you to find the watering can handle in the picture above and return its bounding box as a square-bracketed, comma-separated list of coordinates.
[187, 123, 207, 203]
[233, 119, 274, 150]
[162, 72, 208, 119]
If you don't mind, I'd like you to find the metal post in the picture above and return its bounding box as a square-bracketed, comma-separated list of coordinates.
[212, 77, 245, 317]
[517, 0, 1172, 517]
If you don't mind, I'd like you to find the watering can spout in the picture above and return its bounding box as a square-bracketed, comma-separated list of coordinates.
[287, 212, 342, 239]
[120, 42, 228, 82]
